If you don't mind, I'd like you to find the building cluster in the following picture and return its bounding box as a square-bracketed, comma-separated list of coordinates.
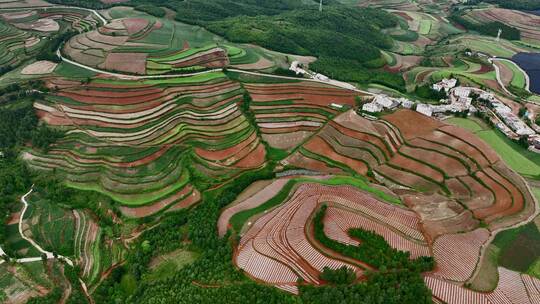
[360, 76, 540, 153]
[476, 91, 535, 139]
[361, 95, 413, 113]
[432, 78, 458, 93]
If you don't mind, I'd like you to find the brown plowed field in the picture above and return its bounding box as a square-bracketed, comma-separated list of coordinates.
[304, 136, 368, 175]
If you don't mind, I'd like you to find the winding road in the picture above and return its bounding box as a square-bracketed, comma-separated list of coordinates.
[57, 48, 368, 94]
[19, 187, 74, 267]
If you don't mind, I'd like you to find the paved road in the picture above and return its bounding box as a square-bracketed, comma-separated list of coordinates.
[491, 58, 530, 91]
[19, 187, 74, 267]
[489, 57, 516, 97]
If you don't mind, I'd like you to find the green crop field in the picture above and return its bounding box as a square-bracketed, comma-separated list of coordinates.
[448, 117, 540, 177]
[498, 60, 527, 89]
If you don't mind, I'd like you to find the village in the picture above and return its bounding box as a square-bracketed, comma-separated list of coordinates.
[289, 61, 540, 153]
[359, 77, 540, 153]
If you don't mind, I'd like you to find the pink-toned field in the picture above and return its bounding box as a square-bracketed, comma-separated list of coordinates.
[233, 182, 430, 293]
[426, 267, 540, 304]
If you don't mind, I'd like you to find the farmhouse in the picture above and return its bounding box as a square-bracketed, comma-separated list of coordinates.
[432, 78, 457, 93]
[397, 98, 414, 109]
[373, 95, 399, 109]
[453, 87, 471, 98]
[416, 103, 433, 117]
[362, 102, 383, 113]
[479, 92, 495, 101]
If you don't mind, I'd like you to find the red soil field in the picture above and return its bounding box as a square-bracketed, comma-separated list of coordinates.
[383, 109, 444, 140]
[375, 164, 439, 192]
[166, 190, 201, 212]
[217, 178, 291, 236]
[324, 206, 430, 259]
[445, 178, 471, 199]
[400, 146, 469, 177]
[438, 126, 499, 164]
[102, 52, 147, 75]
[304, 136, 368, 175]
[420, 131, 491, 168]
[48, 145, 171, 168]
[236, 184, 361, 290]
[473, 171, 513, 221]
[388, 154, 445, 183]
[195, 131, 258, 161]
[233, 142, 266, 169]
[122, 18, 149, 35]
[283, 151, 344, 175]
[329, 120, 394, 159]
[426, 267, 540, 304]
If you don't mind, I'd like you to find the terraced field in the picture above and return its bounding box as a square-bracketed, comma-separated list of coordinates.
[0, 18, 42, 70]
[245, 81, 364, 150]
[219, 107, 537, 298]
[221, 177, 425, 294]
[25, 72, 267, 217]
[462, 8, 540, 44]
[63, 7, 289, 75]
[405, 56, 499, 91]
[426, 267, 540, 304]
[492, 59, 528, 90]
[0, 262, 52, 303]
[286, 109, 535, 237]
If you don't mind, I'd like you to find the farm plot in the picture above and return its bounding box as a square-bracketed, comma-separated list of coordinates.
[63, 8, 282, 75]
[426, 267, 540, 304]
[405, 57, 498, 91]
[493, 59, 528, 90]
[232, 182, 427, 293]
[463, 8, 540, 44]
[26, 73, 266, 213]
[289, 109, 535, 237]
[0, 262, 52, 303]
[0, 19, 42, 71]
[245, 81, 364, 150]
[3, 7, 101, 33]
[21, 196, 76, 257]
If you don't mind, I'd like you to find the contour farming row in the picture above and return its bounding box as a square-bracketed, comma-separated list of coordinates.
[223, 181, 429, 294]
[286, 109, 535, 238]
[244, 81, 366, 150]
[27, 73, 266, 217]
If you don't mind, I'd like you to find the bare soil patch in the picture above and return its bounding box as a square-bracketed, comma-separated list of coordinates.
[21, 60, 57, 75]
[102, 52, 147, 74]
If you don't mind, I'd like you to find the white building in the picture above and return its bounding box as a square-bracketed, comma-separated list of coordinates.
[314, 73, 329, 82]
[479, 92, 495, 101]
[289, 61, 307, 75]
[416, 104, 433, 117]
[362, 102, 383, 113]
[373, 95, 399, 109]
[453, 87, 471, 98]
[329, 103, 343, 109]
[432, 78, 458, 93]
[492, 102, 512, 115]
[397, 98, 414, 109]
